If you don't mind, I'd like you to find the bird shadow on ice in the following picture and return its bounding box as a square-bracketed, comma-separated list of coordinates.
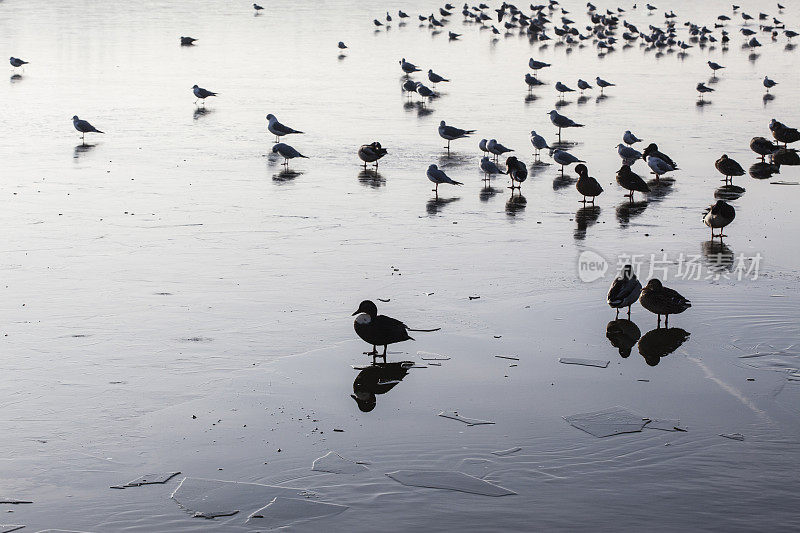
[357, 169, 385, 188]
[73, 143, 97, 159]
[273, 169, 303, 183]
[426, 196, 460, 215]
[573, 205, 601, 240]
[638, 327, 691, 366]
[505, 193, 527, 217]
[606, 319, 641, 358]
[615, 200, 648, 227]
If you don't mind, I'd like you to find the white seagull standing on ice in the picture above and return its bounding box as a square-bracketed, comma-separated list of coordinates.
[438, 120, 475, 151]
[266, 114, 304, 143]
[427, 164, 463, 195]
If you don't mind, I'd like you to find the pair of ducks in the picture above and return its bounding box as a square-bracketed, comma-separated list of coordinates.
[608, 266, 692, 327]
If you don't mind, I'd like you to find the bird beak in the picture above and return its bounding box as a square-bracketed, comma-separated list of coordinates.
[352, 310, 360, 316]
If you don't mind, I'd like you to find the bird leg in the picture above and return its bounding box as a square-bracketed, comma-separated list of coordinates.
[657, 314, 662, 327]
[665, 315, 669, 328]
[615, 308, 620, 319]
[627, 305, 632, 318]
[364, 345, 378, 356]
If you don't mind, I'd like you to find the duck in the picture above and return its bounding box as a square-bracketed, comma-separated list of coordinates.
[714, 154, 745, 184]
[352, 300, 438, 360]
[606, 319, 642, 358]
[575, 163, 603, 203]
[642, 143, 677, 169]
[639, 279, 691, 327]
[769, 119, 800, 147]
[358, 142, 388, 169]
[505, 156, 528, 189]
[351, 362, 411, 412]
[750, 136, 779, 160]
[616, 164, 650, 201]
[703, 199, 736, 239]
[607, 265, 642, 318]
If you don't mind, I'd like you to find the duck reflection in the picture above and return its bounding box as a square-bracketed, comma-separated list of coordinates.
[479, 185, 499, 202]
[73, 143, 96, 159]
[749, 162, 780, 180]
[426, 196, 459, 215]
[505, 192, 527, 216]
[616, 200, 648, 227]
[606, 319, 642, 358]
[574, 205, 601, 240]
[702, 240, 734, 271]
[358, 169, 385, 188]
[273, 168, 303, 183]
[638, 327, 690, 366]
[714, 184, 745, 200]
[351, 362, 413, 412]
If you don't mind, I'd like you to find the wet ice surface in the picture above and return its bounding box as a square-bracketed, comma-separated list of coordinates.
[438, 411, 496, 426]
[170, 478, 306, 519]
[564, 406, 649, 438]
[311, 452, 368, 474]
[2, 0, 800, 529]
[247, 497, 348, 529]
[385, 470, 516, 496]
[110, 472, 181, 489]
[558, 357, 610, 368]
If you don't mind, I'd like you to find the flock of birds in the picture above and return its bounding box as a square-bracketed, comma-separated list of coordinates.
[7, 1, 798, 359]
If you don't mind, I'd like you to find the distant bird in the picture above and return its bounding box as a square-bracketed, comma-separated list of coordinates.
[771, 148, 800, 167]
[72, 115, 103, 142]
[374, 19, 384, 27]
[427, 164, 463, 195]
[180, 37, 197, 46]
[386, 11, 392, 22]
[266, 114, 303, 142]
[480, 156, 504, 179]
[707, 61, 725, 75]
[595, 76, 615, 94]
[192, 84, 217, 104]
[642, 143, 677, 169]
[763, 75, 777, 91]
[402, 79, 418, 95]
[272, 143, 307, 165]
[399, 58, 421, 75]
[528, 58, 551, 71]
[338, 41, 348, 49]
[487, 139, 513, 160]
[530, 130, 550, 160]
[551, 149, 584, 170]
[703, 199, 736, 239]
[616, 164, 650, 201]
[748, 37, 762, 48]
[448, 31, 461, 40]
[575, 164, 603, 203]
[577, 79, 593, 93]
[770, 119, 800, 146]
[696, 82, 714, 99]
[253, 3, 264, 11]
[548, 110, 584, 140]
[617, 143, 643, 163]
[505, 156, 528, 189]
[555, 81, 575, 96]
[398, 10, 409, 18]
[524, 73, 545, 90]
[623, 130, 643, 145]
[352, 300, 438, 360]
[415, 82, 435, 103]
[438, 120, 475, 151]
[9, 57, 28, 69]
[750, 136, 779, 160]
[358, 142, 388, 169]
[639, 279, 691, 327]
[478, 138, 489, 155]
[646, 155, 675, 180]
[427, 69, 449, 85]
[715, 154, 745, 183]
[607, 265, 642, 318]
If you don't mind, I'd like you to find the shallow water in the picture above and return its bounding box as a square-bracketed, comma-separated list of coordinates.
[2, 0, 800, 530]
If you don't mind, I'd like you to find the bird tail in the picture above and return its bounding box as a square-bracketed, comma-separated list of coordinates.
[574, 123, 585, 127]
[466, 130, 477, 134]
[451, 180, 463, 186]
[299, 154, 309, 158]
[96, 129, 105, 134]
[293, 129, 304, 134]
[407, 327, 441, 332]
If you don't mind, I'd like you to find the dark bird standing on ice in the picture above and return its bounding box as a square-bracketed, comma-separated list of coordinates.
[352, 300, 439, 361]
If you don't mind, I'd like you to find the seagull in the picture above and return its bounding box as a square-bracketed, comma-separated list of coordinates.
[505, 156, 528, 189]
[399, 58, 421, 75]
[530, 130, 550, 161]
[548, 110, 584, 140]
[438, 120, 475, 151]
[480, 156, 504, 180]
[575, 164, 603, 203]
[180, 37, 197, 46]
[555, 81, 575, 96]
[427, 69, 450, 86]
[9, 57, 28, 69]
[696, 82, 714, 99]
[617, 143, 643, 163]
[338, 41, 348, 49]
[623, 130, 643, 145]
[272, 143, 307, 165]
[748, 37, 762, 48]
[192, 84, 217, 104]
[415, 83, 435, 103]
[551, 149, 584, 170]
[266, 114, 303, 143]
[750, 136, 779, 160]
[703, 199, 736, 240]
[427, 164, 463, 195]
[595, 76, 615, 94]
[402, 79, 418, 96]
[714, 154, 745, 184]
[479, 139, 489, 155]
[253, 3, 264, 11]
[448, 31, 461, 40]
[577, 79, 593, 93]
[616, 164, 650, 201]
[374, 19, 384, 27]
[358, 142, 388, 169]
[487, 139, 513, 161]
[646, 155, 675, 180]
[524, 73, 545, 90]
[607, 265, 642, 318]
[763, 75, 777, 91]
[707, 61, 725, 76]
[352, 300, 439, 361]
[639, 278, 691, 327]
[529, 58, 551, 71]
[72, 115, 104, 143]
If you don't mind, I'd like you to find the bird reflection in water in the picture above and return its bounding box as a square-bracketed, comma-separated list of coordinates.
[479, 185, 499, 202]
[505, 192, 527, 216]
[193, 106, 213, 121]
[638, 327, 691, 366]
[645, 177, 675, 203]
[10, 74, 23, 84]
[749, 162, 780, 180]
[358, 169, 385, 188]
[702, 240, 734, 272]
[553, 172, 576, 190]
[763, 93, 775, 106]
[577, 95, 591, 106]
[574, 205, 600, 240]
[606, 319, 642, 358]
[426, 196, 459, 215]
[714, 184, 745, 201]
[73, 143, 97, 159]
[524, 93, 538, 105]
[351, 361, 414, 412]
[273, 168, 303, 183]
[616, 200, 647, 227]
